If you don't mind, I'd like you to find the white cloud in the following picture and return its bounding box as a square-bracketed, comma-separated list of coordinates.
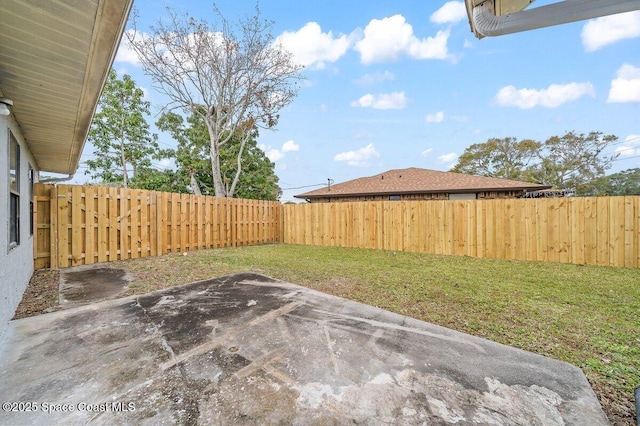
[430, 1, 467, 24]
[262, 140, 300, 162]
[494, 82, 595, 109]
[421, 148, 433, 157]
[607, 64, 640, 103]
[354, 71, 396, 86]
[282, 140, 300, 152]
[425, 111, 445, 123]
[354, 15, 449, 64]
[266, 149, 285, 162]
[351, 92, 407, 110]
[615, 134, 640, 157]
[275, 22, 351, 69]
[334, 143, 380, 167]
[115, 31, 142, 66]
[581, 11, 640, 52]
[438, 152, 458, 164]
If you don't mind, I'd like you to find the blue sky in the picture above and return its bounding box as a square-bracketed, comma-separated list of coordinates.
[77, 1, 640, 201]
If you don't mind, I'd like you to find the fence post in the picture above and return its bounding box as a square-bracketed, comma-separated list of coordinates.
[49, 184, 59, 270]
[279, 203, 284, 243]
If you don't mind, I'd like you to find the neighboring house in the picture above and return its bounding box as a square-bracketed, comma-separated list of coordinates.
[295, 167, 551, 203]
[0, 1, 133, 341]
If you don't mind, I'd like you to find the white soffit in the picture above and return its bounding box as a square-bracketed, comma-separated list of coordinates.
[0, 0, 133, 174]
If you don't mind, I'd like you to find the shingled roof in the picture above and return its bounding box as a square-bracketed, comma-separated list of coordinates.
[295, 168, 551, 199]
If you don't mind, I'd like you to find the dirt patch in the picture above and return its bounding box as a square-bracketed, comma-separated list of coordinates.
[13, 269, 61, 320]
[60, 266, 130, 306]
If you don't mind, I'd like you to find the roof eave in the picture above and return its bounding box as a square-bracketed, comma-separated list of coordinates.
[66, 0, 134, 175]
[0, 0, 134, 175]
[295, 185, 552, 199]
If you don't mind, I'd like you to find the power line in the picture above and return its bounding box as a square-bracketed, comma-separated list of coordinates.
[281, 183, 327, 191]
[611, 145, 640, 156]
[606, 134, 640, 147]
[612, 153, 640, 163]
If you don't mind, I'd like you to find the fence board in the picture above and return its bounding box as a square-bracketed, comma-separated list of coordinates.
[623, 197, 635, 268]
[584, 198, 597, 266]
[156, 192, 166, 256]
[496, 200, 507, 259]
[596, 198, 609, 266]
[570, 198, 584, 265]
[33, 184, 53, 269]
[201, 196, 208, 249]
[57, 185, 70, 267]
[85, 186, 96, 264]
[130, 189, 140, 259]
[96, 186, 107, 262]
[611, 197, 625, 267]
[120, 189, 129, 261]
[50, 185, 59, 270]
[512, 200, 523, 260]
[544, 198, 555, 263]
[140, 190, 150, 258]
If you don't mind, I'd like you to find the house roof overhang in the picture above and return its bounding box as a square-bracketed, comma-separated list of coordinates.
[0, 0, 133, 174]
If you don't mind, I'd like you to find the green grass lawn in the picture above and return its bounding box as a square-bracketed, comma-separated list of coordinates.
[114, 244, 640, 425]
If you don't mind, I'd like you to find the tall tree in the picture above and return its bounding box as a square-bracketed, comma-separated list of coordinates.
[156, 111, 210, 195]
[85, 69, 168, 187]
[157, 110, 281, 200]
[592, 168, 640, 196]
[451, 131, 619, 195]
[127, 4, 303, 197]
[220, 132, 281, 200]
[129, 168, 183, 193]
[531, 131, 619, 195]
[450, 137, 540, 181]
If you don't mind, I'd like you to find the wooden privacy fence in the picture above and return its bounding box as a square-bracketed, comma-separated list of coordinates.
[34, 183, 281, 269]
[282, 197, 640, 268]
[33, 185, 640, 270]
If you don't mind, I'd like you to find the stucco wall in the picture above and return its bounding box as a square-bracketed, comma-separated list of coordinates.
[0, 114, 38, 343]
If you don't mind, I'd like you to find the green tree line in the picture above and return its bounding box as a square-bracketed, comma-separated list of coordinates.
[451, 133, 639, 196]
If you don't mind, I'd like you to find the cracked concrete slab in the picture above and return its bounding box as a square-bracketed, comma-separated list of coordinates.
[0, 273, 608, 425]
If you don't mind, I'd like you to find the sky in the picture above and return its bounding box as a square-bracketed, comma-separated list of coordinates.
[75, 0, 640, 202]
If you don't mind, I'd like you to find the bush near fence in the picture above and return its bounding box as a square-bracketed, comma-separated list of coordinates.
[34, 183, 640, 269]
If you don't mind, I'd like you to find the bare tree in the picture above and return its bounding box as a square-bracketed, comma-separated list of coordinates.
[127, 4, 303, 197]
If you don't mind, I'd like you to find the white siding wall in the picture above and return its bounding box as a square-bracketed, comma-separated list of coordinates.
[0, 113, 39, 343]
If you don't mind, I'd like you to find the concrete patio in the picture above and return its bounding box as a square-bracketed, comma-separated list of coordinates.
[0, 272, 608, 425]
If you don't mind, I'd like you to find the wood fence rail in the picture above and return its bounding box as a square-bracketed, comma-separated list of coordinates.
[34, 183, 282, 269]
[282, 197, 640, 268]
